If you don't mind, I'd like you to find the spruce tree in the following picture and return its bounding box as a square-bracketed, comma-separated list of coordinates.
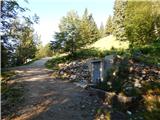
[80, 8, 91, 45]
[80, 8, 100, 44]
[105, 15, 113, 36]
[51, 9, 100, 54]
[112, 0, 127, 41]
[88, 14, 100, 43]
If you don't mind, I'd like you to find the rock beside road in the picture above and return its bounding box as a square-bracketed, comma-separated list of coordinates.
[55, 59, 91, 82]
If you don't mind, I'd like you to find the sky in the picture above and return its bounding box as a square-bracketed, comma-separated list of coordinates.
[18, 0, 115, 45]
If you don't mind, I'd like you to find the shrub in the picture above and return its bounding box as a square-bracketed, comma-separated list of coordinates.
[102, 56, 130, 94]
[94, 82, 111, 91]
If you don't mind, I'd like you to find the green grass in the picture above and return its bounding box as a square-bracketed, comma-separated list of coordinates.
[2, 86, 24, 119]
[2, 87, 24, 103]
[45, 47, 127, 69]
[1, 71, 16, 92]
[1, 71, 16, 79]
[45, 48, 100, 69]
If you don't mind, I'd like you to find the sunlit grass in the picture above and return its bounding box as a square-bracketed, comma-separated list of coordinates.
[89, 35, 129, 51]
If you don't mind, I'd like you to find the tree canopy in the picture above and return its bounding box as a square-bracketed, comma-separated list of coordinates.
[112, 0, 160, 46]
[1, 0, 39, 67]
[50, 9, 100, 54]
[124, 0, 160, 46]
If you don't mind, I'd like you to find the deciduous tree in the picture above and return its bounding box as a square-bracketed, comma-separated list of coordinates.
[124, 0, 160, 46]
[1, 0, 39, 67]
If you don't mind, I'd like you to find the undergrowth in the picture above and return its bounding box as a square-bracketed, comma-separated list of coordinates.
[45, 48, 126, 69]
[1, 71, 24, 119]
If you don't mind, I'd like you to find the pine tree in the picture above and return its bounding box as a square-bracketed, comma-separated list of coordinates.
[105, 15, 113, 36]
[88, 14, 100, 43]
[80, 8, 100, 44]
[112, 0, 127, 41]
[79, 8, 91, 45]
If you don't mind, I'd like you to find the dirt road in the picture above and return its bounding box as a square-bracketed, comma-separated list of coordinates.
[9, 57, 101, 120]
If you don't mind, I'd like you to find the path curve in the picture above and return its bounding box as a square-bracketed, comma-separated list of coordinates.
[27, 57, 52, 68]
[9, 57, 101, 120]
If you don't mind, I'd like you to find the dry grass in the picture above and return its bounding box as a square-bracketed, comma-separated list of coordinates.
[89, 35, 129, 51]
[143, 88, 160, 111]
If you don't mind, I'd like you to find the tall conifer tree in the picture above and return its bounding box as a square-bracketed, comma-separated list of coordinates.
[113, 0, 127, 41]
[105, 15, 113, 35]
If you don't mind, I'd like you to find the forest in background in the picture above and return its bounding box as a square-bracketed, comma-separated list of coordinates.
[2, 0, 160, 68]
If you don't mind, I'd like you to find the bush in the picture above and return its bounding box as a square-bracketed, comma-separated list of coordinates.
[102, 57, 130, 94]
[45, 48, 104, 69]
[130, 41, 160, 65]
[72, 48, 104, 58]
